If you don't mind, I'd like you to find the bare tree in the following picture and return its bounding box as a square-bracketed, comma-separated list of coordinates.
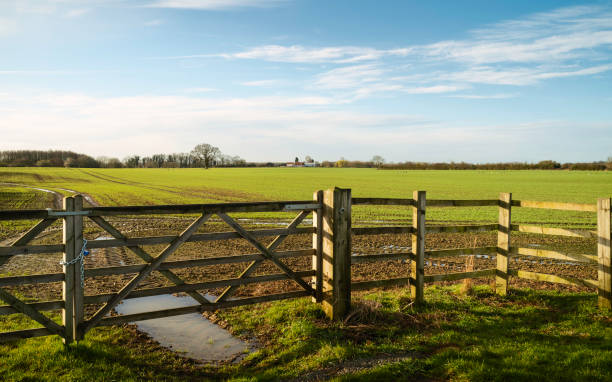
[372, 155, 385, 167]
[191, 143, 221, 169]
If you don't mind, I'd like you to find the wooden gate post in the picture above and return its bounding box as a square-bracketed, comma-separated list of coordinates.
[496, 192, 512, 296]
[411, 191, 426, 304]
[73, 195, 85, 340]
[320, 188, 351, 320]
[312, 190, 323, 303]
[62, 196, 75, 344]
[597, 198, 611, 309]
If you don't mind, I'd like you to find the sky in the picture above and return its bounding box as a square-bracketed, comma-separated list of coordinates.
[1, 0, 611, 163]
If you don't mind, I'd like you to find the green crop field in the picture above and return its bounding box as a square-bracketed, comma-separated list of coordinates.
[1, 167, 611, 226]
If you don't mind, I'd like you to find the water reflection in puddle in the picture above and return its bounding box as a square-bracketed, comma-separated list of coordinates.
[115, 294, 254, 363]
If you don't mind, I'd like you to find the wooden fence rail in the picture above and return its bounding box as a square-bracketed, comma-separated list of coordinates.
[0, 189, 610, 345]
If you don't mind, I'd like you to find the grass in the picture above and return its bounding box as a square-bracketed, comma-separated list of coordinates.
[1, 167, 611, 225]
[1, 285, 610, 381]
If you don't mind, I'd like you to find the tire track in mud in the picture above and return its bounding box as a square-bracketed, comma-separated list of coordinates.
[76, 169, 266, 203]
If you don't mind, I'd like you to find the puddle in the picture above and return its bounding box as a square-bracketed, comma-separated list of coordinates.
[114, 294, 254, 363]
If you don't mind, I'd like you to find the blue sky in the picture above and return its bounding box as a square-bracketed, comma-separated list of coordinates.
[1, 0, 611, 163]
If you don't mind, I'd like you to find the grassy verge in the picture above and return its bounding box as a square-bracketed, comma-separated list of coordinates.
[2, 285, 610, 381]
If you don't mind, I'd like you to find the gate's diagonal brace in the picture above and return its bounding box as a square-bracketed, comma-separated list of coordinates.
[0, 218, 57, 268]
[81, 214, 210, 334]
[216, 213, 315, 296]
[0, 288, 64, 337]
[89, 216, 212, 306]
[216, 210, 310, 302]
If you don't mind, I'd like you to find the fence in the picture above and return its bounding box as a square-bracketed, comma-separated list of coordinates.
[0, 188, 610, 344]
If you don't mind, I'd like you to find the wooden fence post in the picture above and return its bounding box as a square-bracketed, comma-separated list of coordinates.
[62, 196, 75, 345]
[312, 190, 323, 303]
[73, 195, 85, 340]
[320, 188, 351, 320]
[597, 198, 611, 309]
[411, 191, 426, 304]
[496, 192, 512, 296]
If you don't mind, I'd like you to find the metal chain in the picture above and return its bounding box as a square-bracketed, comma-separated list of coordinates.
[59, 238, 89, 288]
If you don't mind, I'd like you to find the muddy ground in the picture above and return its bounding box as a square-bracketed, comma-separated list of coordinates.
[0, 215, 598, 319]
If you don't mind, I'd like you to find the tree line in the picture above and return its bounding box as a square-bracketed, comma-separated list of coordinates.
[0, 144, 245, 169]
[1, 148, 611, 171]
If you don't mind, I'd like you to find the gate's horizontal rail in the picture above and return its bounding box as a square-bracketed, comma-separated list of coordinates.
[86, 227, 314, 249]
[0, 327, 52, 342]
[512, 225, 597, 238]
[426, 224, 498, 233]
[84, 249, 314, 277]
[0, 201, 320, 221]
[352, 276, 413, 290]
[0, 244, 64, 257]
[0, 300, 64, 316]
[512, 200, 597, 212]
[511, 247, 597, 264]
[0, 273, 64, 287]
[509, 269, 598, 288]
[424, 269, 495, 282]
[83, 270, 315, 304]
[95, 290, 311, 326]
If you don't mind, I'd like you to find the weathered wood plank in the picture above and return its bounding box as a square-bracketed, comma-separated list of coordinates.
[411, 191, 425, 304]
[351, 252, 414, 264]
[352, 276, 413, 291]
[0, 244, 65, 257]
[597, 198, 611, 309]
[83, 249, 314, 277]
[352, 226, 414, 236]
[0, 273, 64, 287]
[83, 270, 316, 304]
[321, 188, 352, 320]
[351, 198, 414, 206]
[73, 195, 84, 341]
[424, 269, 496, 283]
[85, 200, 320, 216]
[426, 224, 498, 233]
[512, 200, 597, 212]
[513, 247, 597, 264]
[512, 225, 597, 238]
[313, 190, 323, 303]
[509, 269, 598, 289]
[0, 327, 52, 342]
[62, 196, 75, 344]
[427, 199, 499, 207]
[0, 300, 64, 316]
[496, 193, 511, 296]
[425, 246, 498, 259]
[81, 214, 210, 335]
[0, 209, 51, 221]
[85, 227, 314, 249]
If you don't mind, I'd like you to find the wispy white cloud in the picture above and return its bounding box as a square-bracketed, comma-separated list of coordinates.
[146, 0, 289, 11]
[448, 93, 518, 99]
[144, 19, 164, 26]
[204, 4, 612, 96]
[240, 79, 281, 87]
[183, 87, 216, 93]
[65, 9, 89, 18]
